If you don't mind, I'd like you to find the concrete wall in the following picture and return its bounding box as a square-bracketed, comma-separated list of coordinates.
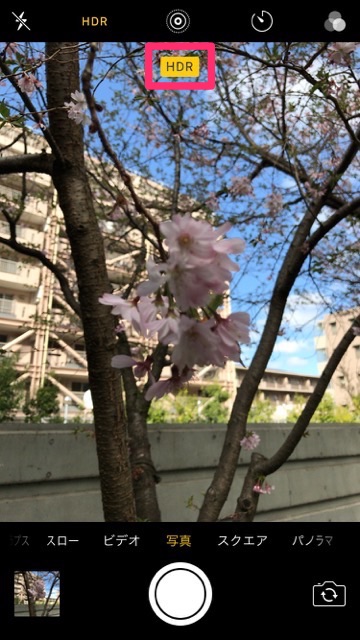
[0, 423, 360, 522]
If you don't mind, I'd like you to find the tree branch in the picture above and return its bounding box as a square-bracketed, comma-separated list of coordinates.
[308, 197, 360, 249]
[81, 44, 167, 262]
[258, 314, 360, 477]
[0, 152, 54, 175]
[0, 57, 64, 161]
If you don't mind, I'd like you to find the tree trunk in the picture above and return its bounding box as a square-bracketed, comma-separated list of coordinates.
[23, 572, 37, 617]
[46, 42, 135, 521]
[119, 335, 165, 521]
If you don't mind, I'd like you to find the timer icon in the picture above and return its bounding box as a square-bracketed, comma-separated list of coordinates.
[251, 10, 274, 33]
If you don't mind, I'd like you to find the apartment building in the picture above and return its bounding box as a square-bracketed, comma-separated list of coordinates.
[235, 364, 319, 419]
[14, 571, 38, 603]
[315, 308, 360, 405]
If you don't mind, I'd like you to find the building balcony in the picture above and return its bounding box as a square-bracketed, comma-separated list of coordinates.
[50, 366, 88, 379]
[0, 221, 44, 247]
[0, 259, 40, 291]
[47, 351, 88, 375]
[22, 197, 49, 226]
[0, 300, 37, 322]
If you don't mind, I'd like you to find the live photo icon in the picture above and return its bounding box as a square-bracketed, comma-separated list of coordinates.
[312, 581, 346, 607]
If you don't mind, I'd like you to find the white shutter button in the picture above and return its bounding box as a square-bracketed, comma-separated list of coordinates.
[148, 562, 212, 626]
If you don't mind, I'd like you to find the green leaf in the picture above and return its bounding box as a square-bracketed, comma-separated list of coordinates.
[0, 102, 10, 119]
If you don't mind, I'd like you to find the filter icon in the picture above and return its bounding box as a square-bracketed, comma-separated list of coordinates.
[324, 11, 346, 32]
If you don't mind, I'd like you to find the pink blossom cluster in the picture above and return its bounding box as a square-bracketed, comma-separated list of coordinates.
[240, 431, 260, 451]
[99, 213, 249, 400]
[304, 181, 325, 200]
[328, 42, 359, 66]
[64, 90, 89, 125]
[205, 193, 219, 211]
[265, 192, 283, 216]
[253, 481, 274, 495]
[191, 123, 209, 140]
[2, 42, 18, 59]
[28, 577, 46, 601]
[17, 72, 42, 96]
[228, 176, 254, 198]
[188, 151, 214, 167]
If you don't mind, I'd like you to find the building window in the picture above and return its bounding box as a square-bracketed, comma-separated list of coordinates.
[0, 293, 14, 314]
[316, 348, 327, 363]
[329, 321, 337, 335]
[354, 345, 360, 359]
[71, 382, 89, 393]
[48, 339, 60, 350]
[74, 343, 86, 352]
[337, 375, 345, 388]
[0, 222, 9, 236]
[0, 258, 18, 274]
[0, 333, 7, 347]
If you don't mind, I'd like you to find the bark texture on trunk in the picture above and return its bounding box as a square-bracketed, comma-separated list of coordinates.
[46, 42, 135, 521]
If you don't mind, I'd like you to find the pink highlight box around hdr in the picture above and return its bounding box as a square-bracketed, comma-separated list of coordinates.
[144, 42, 215, 90]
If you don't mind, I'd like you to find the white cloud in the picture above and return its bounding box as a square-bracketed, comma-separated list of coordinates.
[274, 339, 307, 354]
[283, 293, 327, 329]
[287, 356, 311, 366]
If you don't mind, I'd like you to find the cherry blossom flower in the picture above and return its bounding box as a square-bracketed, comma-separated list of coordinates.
[145, 365, 194, 401]
[166, 256, 238, 312]
[99, 292, 172, 338]
[138, 246, 244, 313]
[171, 316, 225, 373]
[98, 293, 141, 333]
[147, 308, 181, 344]
[253, 481, 274, 495]
[17, 73, 42, 95]
[64, 90, 90, 125]
[138, 295, 172, 337]
[205, 193, 219, 211]
[165, 214, 245, 267]
[32, 121, 46, 131]
[191, 123, 209, 139]
[213, 312, 251, 355]
[28, 577, 46, 601]
[69, 90, 87, 110]
[165, 258, 222, 310]
[240, 431, 260, 451]
[3, 42, 18, 59]
[100, 213, 248, 398]
[160, 213, 220, 266]
[137, 296, 160, 336]
[137, 259, 168, 296]
[266, 192, 283, 216]
[328, 42, 359, 65]
[111, 354, 153, 378]
[228, 176, 253, 197]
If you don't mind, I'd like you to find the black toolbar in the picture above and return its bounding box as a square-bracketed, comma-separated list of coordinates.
[0, 7, 359, 41]
[0, 522, 358, 629]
